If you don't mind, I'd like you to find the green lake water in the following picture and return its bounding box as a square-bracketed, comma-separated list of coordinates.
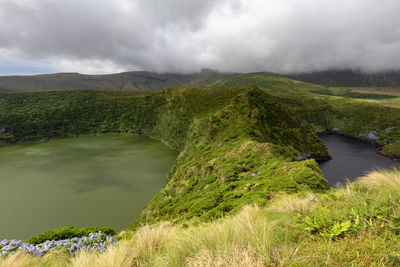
[0, 136, 178, 240]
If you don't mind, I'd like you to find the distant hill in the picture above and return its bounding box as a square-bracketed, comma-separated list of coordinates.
[0, 70, 327, 94]
[290, 70, 400, 87]
[0, 69, 234, 92]
[4, 68, 400, 94]
[214, 72, 325, 96]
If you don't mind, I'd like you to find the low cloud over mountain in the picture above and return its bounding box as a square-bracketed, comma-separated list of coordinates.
[1, 0, 400, 74]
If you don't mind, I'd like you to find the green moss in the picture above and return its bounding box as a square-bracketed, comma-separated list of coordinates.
[383, 142, 400, 156]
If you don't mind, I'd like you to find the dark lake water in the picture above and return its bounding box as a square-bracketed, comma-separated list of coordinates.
[319, 133, 398, 186]
[0, 136, 178, 240]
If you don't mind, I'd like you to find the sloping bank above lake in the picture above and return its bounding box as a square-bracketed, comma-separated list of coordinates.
[0, 86, 399, 228]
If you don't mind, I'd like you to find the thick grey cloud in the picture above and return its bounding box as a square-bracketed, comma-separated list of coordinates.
[0, 0, 399, 74]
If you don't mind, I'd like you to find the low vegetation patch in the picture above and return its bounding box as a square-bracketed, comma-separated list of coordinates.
[1, 231, 117, 258]
[25, 226, 116, 245]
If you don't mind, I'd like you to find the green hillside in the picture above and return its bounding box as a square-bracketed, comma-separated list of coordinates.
[1, 71, 399, 155]
[0, 69, 234, 93]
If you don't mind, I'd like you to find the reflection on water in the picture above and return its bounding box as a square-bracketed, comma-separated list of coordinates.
[319, 133, 398, 187]
[0, 136, 178, 239]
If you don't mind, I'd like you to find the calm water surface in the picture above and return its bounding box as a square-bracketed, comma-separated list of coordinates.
[319, 133, 398, 186]
[0, 136, 178, 239]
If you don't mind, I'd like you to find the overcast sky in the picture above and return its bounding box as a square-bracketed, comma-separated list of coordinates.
[0, 0, 400, 75]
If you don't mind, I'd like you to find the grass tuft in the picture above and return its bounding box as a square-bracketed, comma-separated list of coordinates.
[269, 192, 317, 214]
[356, 169, 400, 191]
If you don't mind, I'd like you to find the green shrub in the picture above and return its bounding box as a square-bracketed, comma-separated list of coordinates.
[25, 226, 116, 244]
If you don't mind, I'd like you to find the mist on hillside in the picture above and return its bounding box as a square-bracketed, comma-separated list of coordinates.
[0, 0, 400, 75]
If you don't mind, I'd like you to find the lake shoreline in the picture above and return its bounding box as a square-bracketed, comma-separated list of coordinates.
[0, 132, 181, 152]
[317, 133, 397, 186]
[317, 130, 399, 160]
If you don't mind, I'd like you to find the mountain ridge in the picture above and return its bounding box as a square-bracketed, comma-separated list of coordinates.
[4, 69, 400, 94]
[0, 69, 235, 92]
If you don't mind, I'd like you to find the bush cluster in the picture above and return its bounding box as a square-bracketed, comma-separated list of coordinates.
[25, 226, 116, 245]
[1, 231, 117, 257]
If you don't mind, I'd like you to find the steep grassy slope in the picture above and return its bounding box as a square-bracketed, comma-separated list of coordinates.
[133, 87, 328, 227]
[0, 86, 329, 227]
[3, 170, 400, 266]
[0, 69, 233, 93]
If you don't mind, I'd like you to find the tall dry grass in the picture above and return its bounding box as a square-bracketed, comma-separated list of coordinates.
[187, 247, 264, 267]
[269, 192, 317, 214]
[0, 251, 71, 267]
[70, 240, 135, 267]
[0, 253, 39, 267]
[356, 169, 400, 191]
